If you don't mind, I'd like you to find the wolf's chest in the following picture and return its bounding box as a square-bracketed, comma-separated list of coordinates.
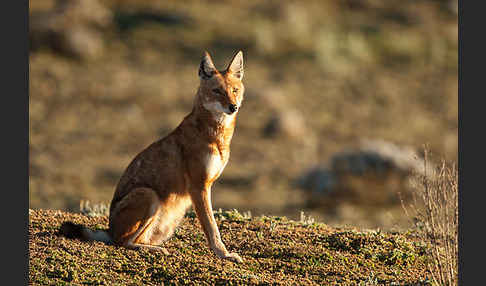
[204, 151, 228, 181]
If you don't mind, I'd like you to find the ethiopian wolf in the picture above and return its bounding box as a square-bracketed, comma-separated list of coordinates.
[61, 50, 245, 263]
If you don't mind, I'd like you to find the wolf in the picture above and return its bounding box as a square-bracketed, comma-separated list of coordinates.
[61, 50, 245, 263]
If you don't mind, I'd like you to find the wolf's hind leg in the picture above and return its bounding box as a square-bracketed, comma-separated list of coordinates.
[109, 187, 167, 253]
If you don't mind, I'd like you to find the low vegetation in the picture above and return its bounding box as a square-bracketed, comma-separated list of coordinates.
[401, 149, 458, 286]
[30, 208, 434, 285]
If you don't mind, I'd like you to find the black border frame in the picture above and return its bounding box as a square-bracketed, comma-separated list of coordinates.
[7, 0, 29, 284]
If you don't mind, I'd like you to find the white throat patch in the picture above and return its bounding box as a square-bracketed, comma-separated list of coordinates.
[203, 101, 235, 124]
[203, 101, 227, 114]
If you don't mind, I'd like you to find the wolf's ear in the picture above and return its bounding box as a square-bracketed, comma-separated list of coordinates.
[227, 50, 244, 80]
[199, 51, 217, 79]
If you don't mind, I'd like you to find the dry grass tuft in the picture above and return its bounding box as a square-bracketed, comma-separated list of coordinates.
[401, 147, 458, 286]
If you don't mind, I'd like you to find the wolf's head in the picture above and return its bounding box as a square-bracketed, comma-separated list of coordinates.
[197, 51, 244, 116]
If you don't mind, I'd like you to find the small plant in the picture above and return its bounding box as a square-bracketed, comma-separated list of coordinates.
[213, 208, 252, 222]
[299, 211, 315, 225]
[401, 147, 458, 286]
[79, 200, 109, 217]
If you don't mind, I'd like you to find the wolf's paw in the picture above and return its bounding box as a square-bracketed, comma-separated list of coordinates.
[223, 252, 243, 263]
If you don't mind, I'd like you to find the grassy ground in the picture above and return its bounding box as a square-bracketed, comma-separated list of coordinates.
[29, 0, 458, 229]
[29, 209, 432, 285]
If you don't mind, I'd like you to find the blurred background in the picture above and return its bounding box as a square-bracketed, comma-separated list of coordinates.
[29, 0, 457, 230]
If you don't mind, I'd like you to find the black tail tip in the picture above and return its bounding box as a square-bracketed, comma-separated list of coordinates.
[59, 221, 85, 239]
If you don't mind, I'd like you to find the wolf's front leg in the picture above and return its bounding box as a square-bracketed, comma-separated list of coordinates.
[189, 187, 243, 263]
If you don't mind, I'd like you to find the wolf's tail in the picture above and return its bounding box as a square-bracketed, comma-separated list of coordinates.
[59, 222, 112, 243]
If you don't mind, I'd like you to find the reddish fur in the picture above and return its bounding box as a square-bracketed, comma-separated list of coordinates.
[104, 51, 245, 262]
[60, 51, 244, 262]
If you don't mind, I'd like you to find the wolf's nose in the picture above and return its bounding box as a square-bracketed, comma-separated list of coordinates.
[229, 104, 238, 113]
